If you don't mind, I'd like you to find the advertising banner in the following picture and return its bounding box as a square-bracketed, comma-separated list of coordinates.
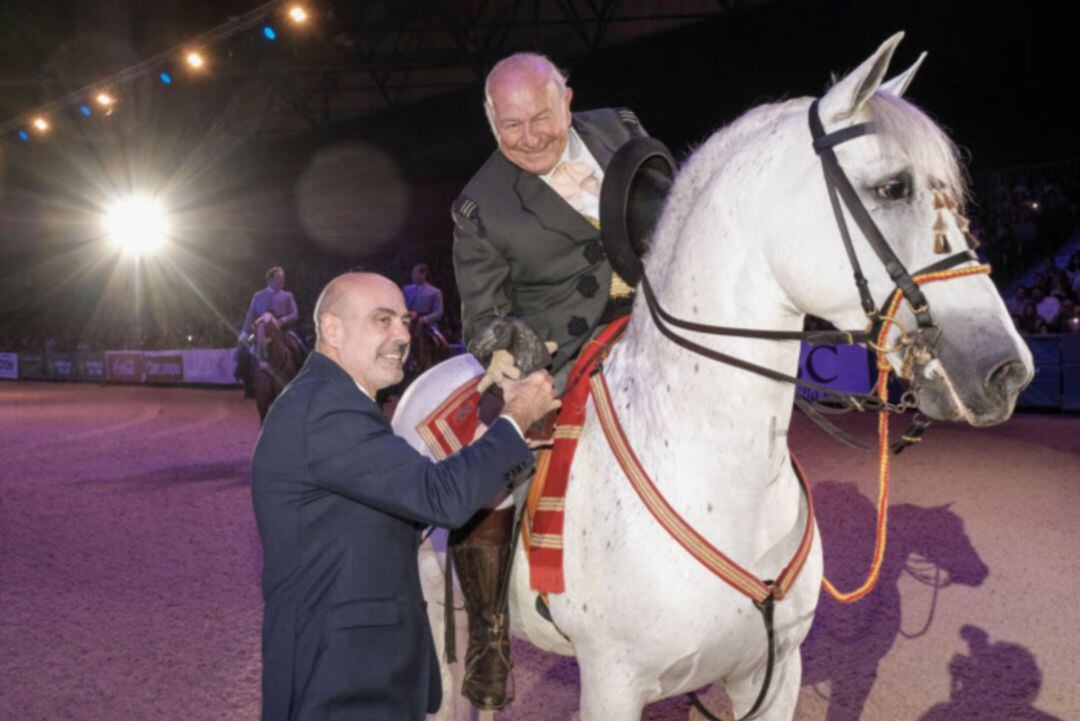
[144, 351, 184, 384]
[181, 348, 239, 385]
[106, 351, 145, 383]
[19, 354, 46, 380]
[76, 352, 108, 382]
[45, 353, 76, 380]
[796, 342, 872, 402]
[0, 352, 17, 380]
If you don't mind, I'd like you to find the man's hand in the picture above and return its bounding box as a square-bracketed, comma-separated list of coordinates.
[501, 370, 560, 432]
[477, 349, 521, 393]
[476, 341, 558, 394]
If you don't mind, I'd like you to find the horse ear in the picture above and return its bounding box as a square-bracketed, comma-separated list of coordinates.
[819, 31, 905, 123]
[880, 51, 927, 98]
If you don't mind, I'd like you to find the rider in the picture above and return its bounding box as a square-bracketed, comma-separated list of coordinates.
[402, 263, 444, 330]
[236, 266, 300, 382]
[449, 51, 660, 710]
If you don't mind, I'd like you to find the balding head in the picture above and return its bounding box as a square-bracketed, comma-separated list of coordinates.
[483, 53, 573, 175]
[314, 272, 411, 395]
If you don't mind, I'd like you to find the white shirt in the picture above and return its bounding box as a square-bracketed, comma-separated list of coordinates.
[540, 128, 604, 221]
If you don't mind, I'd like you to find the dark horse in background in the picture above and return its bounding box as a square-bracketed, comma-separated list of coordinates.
[250, 319, 307, 423]
[403, 319, 451, 385]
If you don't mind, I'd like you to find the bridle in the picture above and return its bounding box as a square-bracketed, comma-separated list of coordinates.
[640, 99, 990, 425]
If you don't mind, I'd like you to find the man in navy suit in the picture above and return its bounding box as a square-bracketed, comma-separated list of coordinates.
[251, 272, 558, 721]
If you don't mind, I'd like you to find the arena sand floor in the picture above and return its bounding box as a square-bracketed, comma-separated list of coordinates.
[1, 381, 1077, 721]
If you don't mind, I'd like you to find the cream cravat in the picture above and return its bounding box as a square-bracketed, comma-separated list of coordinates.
[549, 160, 600, 213]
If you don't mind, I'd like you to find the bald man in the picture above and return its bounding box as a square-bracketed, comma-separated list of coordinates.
[251, 272, 558, 721]
[449, 52, 649, 709]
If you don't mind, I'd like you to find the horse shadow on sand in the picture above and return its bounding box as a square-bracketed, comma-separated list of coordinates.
[801, 481, 989, 721]
[919, 624, 1063, 721]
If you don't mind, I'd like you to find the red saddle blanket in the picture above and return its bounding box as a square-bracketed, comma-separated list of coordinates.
[415, 316, 630, 595]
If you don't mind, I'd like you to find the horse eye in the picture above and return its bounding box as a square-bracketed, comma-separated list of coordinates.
[875, 178, 909, 201]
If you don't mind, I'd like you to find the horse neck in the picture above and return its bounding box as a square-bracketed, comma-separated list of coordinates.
[602, 153, 806, 509]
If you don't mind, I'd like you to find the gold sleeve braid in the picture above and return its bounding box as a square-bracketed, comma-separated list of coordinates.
[585, 214, 634, 300]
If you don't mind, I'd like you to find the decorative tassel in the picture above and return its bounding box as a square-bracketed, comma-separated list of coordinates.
[954, 212, 980, 250]
[933, 210, 951, 254]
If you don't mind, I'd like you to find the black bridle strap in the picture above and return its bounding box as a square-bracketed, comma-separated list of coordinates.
[871, 249, 980, 341]
[641, 274, 871, 346]
[641, 280, 890, 412]
[809, 100, 934, 329]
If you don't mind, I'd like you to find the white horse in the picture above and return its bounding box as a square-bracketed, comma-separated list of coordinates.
[397, 33, 1034, 721]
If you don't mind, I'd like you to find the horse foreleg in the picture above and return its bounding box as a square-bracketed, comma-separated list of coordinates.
[726, 649, 802, 721]
[577, 654, 648, 721]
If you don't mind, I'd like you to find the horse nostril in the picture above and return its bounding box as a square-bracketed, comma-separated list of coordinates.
[986, 359, 1024, 396]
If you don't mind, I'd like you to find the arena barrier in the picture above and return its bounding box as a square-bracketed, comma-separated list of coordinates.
[1019, 334, 1080, 411]
[796, 336, 1080, 412]
[1, 348, 239, 387]
[2, 340, 1076, 407]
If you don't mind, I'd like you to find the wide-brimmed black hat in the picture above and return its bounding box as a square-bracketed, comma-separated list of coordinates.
[598, 136, 676, 287]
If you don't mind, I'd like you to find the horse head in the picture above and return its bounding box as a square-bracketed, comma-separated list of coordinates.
[789, 34, 1032, 425]
[645, 33, 1031, 428]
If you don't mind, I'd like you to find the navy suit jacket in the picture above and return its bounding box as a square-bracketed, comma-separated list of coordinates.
[251, 352, 533, 721]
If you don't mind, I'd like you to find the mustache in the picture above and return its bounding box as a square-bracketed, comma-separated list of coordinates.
[379, 342, 409, 357]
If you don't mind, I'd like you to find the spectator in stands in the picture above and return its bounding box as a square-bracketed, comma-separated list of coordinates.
[1017, 302, 1047, 335]
[1051, 299, 1079, 333]
[1032, 286, 1061, 326]
[1006, 286, 1030, 318]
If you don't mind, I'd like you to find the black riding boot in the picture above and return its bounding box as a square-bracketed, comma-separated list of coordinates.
[449, 507, 515, 710]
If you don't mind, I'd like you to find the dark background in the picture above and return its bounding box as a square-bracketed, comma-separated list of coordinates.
[1, 0, 1075, 347]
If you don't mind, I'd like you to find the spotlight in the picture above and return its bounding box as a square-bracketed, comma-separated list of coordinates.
[186, 51, 206, 70]
[288, 5, 309, 23]
[159, 71, 173, 85]
[32, 117, 50, 132]
[103, 195, 170, 256]
[262, 25, 277, 40]
[96, 93, 115, 107]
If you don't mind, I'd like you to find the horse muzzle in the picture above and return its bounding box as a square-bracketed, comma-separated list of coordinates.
[910, 337, 1034, 427]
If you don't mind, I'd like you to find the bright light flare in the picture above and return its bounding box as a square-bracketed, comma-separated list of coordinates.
[96, 93, 115, 107]
[186, 51, 206, 70]
[288, 5, 309, 23]
[103, 195, 170, 255]
[32, 117, 50, 132]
